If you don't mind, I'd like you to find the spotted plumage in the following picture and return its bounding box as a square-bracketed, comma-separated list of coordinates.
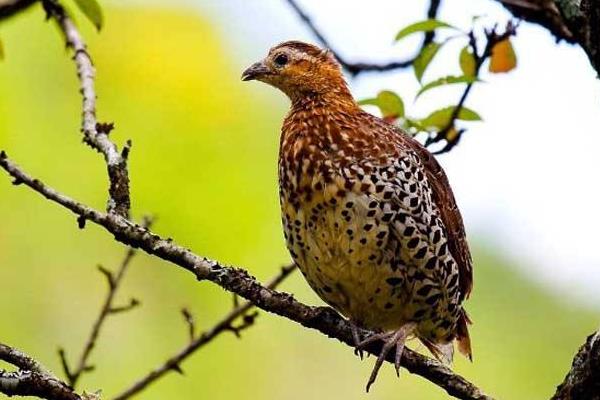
[243, 40, 473, 389]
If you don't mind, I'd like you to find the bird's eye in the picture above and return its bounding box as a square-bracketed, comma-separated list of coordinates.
[274, 54, 289, 67]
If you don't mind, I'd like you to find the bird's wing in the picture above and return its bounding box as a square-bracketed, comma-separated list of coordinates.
[397, 133, 473, 301]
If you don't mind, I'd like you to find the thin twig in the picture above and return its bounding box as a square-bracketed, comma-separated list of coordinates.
[429, 21, 518, 154]
[0, 152, 492, 400]
[58, 218, 152, 388]
[42, 0, 131, 217]
[0, 343, 81, 400]
[112, 264, 297, 400]
[180, 308, 196, 343]
[283, 0, 440, 76]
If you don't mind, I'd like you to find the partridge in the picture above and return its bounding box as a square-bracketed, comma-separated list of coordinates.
[242, 40, 473, 391]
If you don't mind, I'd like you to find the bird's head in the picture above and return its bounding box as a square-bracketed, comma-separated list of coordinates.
[242, 40, 351, 102]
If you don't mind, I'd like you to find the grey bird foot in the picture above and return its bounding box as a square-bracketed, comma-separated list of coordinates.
[355, 322, 417, 392]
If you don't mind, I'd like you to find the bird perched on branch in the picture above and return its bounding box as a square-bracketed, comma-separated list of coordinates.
[242, 40, 473, 391]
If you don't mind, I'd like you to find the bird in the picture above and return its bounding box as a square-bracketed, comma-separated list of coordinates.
[242, 40, 473, 391]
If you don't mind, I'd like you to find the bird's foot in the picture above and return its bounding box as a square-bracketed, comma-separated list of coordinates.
[350, 322, 366, 360]
[355, 322, 417, 392]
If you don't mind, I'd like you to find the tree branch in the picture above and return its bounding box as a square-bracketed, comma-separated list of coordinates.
[0, 0, 37, 18]
[59, 219, 151, 388]
[428, 21, 518, 154]
[283, 0, 441, 76]
[41, 0, 131, 218]
[0, 151, 492, 400]
[0, 343, 81, 400]
[551, 330, 600, 400]
[495, 0, 600, 75]
[112, 264, 297, 400]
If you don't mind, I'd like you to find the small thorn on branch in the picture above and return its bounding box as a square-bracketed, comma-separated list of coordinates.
[227, 310, 259, 339]
[170, 363, 184, 375]
[77, 215, 86, 229]
[121, 140, 132, 160]
[82, 365, 95, 373]
[141, 215, 155, 229]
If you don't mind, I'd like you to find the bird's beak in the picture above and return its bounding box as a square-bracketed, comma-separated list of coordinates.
[241, 61, 270, 81]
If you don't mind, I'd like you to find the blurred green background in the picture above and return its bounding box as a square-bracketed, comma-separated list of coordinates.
[0, 4, 598, 400]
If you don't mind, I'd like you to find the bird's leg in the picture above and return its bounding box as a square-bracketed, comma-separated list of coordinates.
[359, 322, 417, 392]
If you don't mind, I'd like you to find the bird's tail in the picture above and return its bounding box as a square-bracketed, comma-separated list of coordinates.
[420, 308, 473, 364]
[420, 337, 454, 364]
[455, 308, 473, 361]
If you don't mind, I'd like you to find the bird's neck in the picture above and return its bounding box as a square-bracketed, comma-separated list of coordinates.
[281, 85, 362, 174]
[289, 82, 358, 113]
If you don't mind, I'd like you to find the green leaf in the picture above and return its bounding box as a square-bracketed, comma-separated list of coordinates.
[421, 106, 482, 130]
[359, 90, 404, 118]
[459, 46, 476, 77]
[74, 0, 104, 31]
[395, 19, 455, 42]
[402, 118, 427, 133]
[416, 75, 478, 99]
[413, 42, 441, 82]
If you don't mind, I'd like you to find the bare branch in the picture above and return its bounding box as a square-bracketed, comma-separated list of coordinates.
[112, 264, 297, 400]
[552, 330, 600, 400]
[180, 308, 196, 342]
[283, 0, 441, 76]
[59, 219, 151, 388]
[41, 0, 131, 217]
[0, 344, 49, 375]
[0, 152, 491, 400]
[0, 370, 81, 400]
[107, 298, 141, 314]
[0, 343, 81, 400]
[0, 0, 38, 19]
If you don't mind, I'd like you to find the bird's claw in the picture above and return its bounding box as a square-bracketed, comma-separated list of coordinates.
[350, 322, 365, 360]
[360, 323, 417, 392]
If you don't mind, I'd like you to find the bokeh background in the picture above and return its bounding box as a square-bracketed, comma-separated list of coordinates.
[1, 0, 599, 399]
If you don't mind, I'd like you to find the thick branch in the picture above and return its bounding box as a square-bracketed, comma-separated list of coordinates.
[0, 344, 48, 374]
[552, 330, 600, 400]
[0, 371, 81, 400]
[0, 0, 37, 18]
[0, 343, 80, 400]
[42, 0, 131, 217]
[283, 0, 440, 76]
[112, 264, 296, 400]
[0, 152, 491, 400]
[496, 0, 600, 75]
